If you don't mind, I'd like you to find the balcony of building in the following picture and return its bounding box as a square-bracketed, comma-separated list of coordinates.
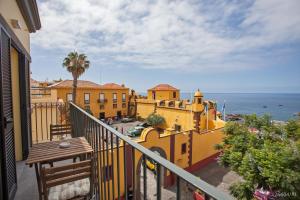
[14, 102, 233, 200]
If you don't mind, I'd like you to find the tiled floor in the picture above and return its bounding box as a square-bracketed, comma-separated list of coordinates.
[15, 161, 39, 200]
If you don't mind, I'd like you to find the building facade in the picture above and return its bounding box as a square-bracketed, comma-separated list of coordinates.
[0, 0, 41, 199]
[147, 84, 180, 100]
[97, 85, 226, 198]
[49, 80, 130, 119]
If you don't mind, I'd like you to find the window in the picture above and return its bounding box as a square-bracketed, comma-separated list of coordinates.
[113, 104, 117, 109]
[113, 93, 117, 103]
[84, 93, 90, 104]
[175, 124, 181, 132]
[122, 93, 126, 102]
[173, 91, 176, 98]
[99, 93, 105, 103]
[198, 98, 202, 104]
[152, 91, 156, 99]
[100, 105, 104, 110]
[181, 143, 187, 154]
[67, 93, 73, 102]
[122, 103, 126, 108]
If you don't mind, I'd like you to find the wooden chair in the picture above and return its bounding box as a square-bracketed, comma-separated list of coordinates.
[41, 160, 94, 200]
[50, 124, 73, 141]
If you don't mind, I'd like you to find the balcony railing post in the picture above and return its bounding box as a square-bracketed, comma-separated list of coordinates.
[176, 176, 181, 200]
[101, 126, 107, 200]
[143, 154, 147, 200]
[110, 131, 115, 200]
[156, 163, 161, 200]
[132, 147, 135, 199]
[116, 137, 121, 200]
[123, 142, 128, 200]
[97, 125, 104, 200]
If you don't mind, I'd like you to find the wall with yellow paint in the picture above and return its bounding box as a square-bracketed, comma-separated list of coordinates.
[172, 132, 190, 168]
[11, 47, 22, 161]
[31, 103, 61, 143]
[55, 87, 129, 119]
[191, 129, 224, 164]
[0, 0, 30, 52]
[147, 90, 180, 101]
[31, 89, 58, 103]
[136, 100, 156, 119]
[156, 107, 194, 131]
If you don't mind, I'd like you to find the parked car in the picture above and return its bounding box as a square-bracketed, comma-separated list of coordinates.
[146, 158, 156, 172]
[121, 117, 135, 123]
[127, 126, 144, 137]
[137, 122, 151, 128]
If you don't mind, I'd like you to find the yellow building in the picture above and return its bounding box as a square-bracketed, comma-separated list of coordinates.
[136, 85, 220, 133]
[49, 80, 130, 119]
[147, 84, 180, 100]
[97, 86, 225, 198]
[0, 0, 41, 198]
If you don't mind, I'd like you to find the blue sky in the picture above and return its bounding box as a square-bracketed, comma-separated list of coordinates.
[31, 0, 300, 93]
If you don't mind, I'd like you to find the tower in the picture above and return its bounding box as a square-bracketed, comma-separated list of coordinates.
[194, 89, 203, 105]
[193, 89, 204, 132]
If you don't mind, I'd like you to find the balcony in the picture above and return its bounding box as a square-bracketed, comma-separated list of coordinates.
[98, 99, 108, 104]
[15, 102, 233, 200]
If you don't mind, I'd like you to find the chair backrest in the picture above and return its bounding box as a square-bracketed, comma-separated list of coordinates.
[50, 124, 73, 141]
[41, 159, 93, 200]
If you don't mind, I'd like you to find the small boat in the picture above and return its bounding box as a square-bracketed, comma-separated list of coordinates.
[263, 105, 267, 108]
[278, 104, 283, 107]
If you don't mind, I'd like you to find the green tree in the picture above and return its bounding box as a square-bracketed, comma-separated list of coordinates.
[62, 51, 90, 103]
[216, 114, 300, 200]
[146, 113, 165, 128]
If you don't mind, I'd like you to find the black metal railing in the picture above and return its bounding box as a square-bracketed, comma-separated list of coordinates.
[69, 102, 232, 200]
[31, 102, 69, 144]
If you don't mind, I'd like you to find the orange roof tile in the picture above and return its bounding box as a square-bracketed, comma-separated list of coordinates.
[148, 84, 179, 91]
[30, 78, 39, 86]
[50, 80, 101, 89]
[100, 83, 128, 89]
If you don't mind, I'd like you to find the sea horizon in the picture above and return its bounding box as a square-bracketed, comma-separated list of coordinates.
[137, 92, 300, 121]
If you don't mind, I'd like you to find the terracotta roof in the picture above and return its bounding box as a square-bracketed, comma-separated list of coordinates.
[148, 84, 179, 91]
[100, 83, 128, 89]
[30, 78, 39, 85]
[49, 80, 128, 90]
[49, 80, 101, 89]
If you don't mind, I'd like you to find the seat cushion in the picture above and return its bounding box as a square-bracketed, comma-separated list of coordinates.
[48, 178, 90, 200]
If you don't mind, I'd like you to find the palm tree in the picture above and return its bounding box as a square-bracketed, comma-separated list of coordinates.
[62, 51, 90, 104]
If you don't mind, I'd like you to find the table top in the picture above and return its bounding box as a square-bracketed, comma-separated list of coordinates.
[26, 137, 93, 166]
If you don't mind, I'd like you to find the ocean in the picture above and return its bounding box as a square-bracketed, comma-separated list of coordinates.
[179, 93, 300, 121]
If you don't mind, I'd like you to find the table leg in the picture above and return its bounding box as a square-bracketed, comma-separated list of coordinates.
[34, 163, 42, 200]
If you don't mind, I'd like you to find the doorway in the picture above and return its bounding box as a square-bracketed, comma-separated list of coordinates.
[117, 111, 122, 119]
[99, 112, 105, 120]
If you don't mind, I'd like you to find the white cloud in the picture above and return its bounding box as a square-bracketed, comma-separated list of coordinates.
[32, 0, 300, 71]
